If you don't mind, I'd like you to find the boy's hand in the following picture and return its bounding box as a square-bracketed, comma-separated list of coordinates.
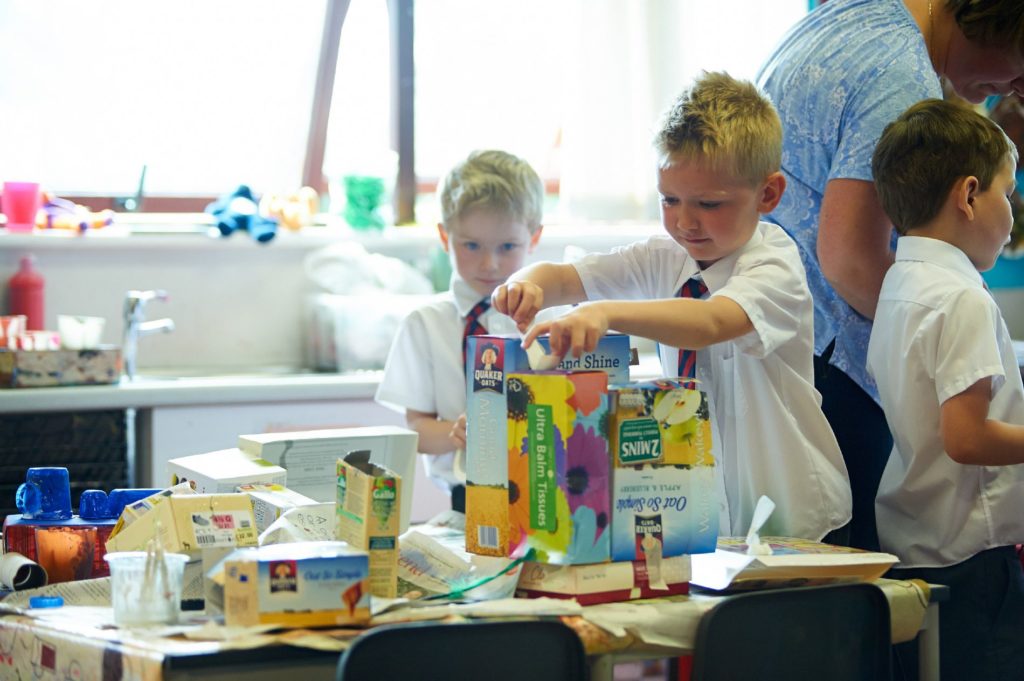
[449, 413, 467, 450]
[524, 303, 608, 357]
[492, 282, 543, 332]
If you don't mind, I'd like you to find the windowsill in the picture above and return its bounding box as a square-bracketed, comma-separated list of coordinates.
[0, 214, 663, 250]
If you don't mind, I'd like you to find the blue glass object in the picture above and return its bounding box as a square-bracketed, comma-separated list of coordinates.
[15, 467, 72, 520]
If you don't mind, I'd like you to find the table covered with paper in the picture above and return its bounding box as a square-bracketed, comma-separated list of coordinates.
[0, 506, 932, 680]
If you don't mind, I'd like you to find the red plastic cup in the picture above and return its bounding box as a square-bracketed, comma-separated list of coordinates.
[2, 182, 41, 232]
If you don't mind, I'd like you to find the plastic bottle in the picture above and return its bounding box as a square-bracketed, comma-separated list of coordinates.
[8, 254, 44, 330]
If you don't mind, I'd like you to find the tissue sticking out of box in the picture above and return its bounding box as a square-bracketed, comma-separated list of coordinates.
[745, 495, 776, 556]
[525, 337, 561, 371]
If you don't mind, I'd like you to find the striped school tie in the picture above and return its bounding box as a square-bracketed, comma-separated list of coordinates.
[462, 298, 491, 366]
[676, 276, 708, 380]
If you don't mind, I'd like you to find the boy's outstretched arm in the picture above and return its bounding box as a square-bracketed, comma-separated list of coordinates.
[525, 296, 753, 358]
[406, 409, 464, 454]
[491, 262, 587, 332]
[940, 378, 1024, 466]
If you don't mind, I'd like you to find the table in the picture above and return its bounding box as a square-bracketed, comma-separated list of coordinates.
[0, 579, 943, 681]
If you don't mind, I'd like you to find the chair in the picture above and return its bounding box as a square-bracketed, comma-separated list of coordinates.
[690, 583, 892, 681]
[336, 619, 588, 681]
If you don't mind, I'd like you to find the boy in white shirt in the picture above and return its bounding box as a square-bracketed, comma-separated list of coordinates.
[493, 72, 851, 541]
[376, 150, 544, 512]
[867, 98, 1024, 681]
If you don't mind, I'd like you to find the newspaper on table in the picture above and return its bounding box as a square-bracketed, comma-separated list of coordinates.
[397, 511, 521, 601]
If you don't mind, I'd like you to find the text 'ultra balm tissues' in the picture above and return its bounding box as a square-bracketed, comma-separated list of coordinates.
[464, 333, 631, 557]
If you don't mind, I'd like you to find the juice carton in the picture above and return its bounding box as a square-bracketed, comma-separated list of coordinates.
[507, 371, 611, 565]
[609, 379, 713, 467]
[611, 464, 718, 562]
[465, 333, 630, 557]
[335, 450, 400, 598]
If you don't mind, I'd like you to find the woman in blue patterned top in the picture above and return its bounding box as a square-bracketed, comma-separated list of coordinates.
[757, 0, 1024, 551]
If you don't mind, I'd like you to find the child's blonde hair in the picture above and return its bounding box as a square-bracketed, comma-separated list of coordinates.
[439, 150, 544, 233]
[872, 98, 1017, 235]
[654, 71, 782, 185]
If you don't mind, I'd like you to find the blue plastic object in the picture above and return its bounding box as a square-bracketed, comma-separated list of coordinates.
[29, 596, 64, 609]
[206, 185, 278, 243]
[78, 488, 161, 520]
[15, 468, 72, 520]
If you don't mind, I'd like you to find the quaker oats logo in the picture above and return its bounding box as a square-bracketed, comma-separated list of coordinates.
[269, 560, 298, 593]
[472, 341, 504, 393]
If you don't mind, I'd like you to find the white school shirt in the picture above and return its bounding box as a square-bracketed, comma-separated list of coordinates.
[574, 222, 852, 539]
[867, 237, 1024, 568]
[376, 274, 520, 491]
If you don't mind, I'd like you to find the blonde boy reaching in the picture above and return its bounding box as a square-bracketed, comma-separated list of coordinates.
[376, 150, 544, 512]
[867, 99, 1024, 680]
[493, 72, 851, 541]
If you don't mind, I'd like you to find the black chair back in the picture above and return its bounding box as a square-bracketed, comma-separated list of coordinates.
[691, 583, 892, 681]
[337, 619, 588, 681]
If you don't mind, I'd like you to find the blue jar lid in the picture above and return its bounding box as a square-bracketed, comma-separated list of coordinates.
[28, 596, 64, 609]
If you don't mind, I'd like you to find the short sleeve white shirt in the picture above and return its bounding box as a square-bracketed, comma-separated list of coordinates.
[867, 236, 1024, 567]
[574, 222, 852, 539]
[375, 274, 520, 491]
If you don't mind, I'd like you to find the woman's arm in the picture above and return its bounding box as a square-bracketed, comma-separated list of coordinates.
[817, 179, 895, 320]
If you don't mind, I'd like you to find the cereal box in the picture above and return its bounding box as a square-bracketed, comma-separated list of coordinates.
[507, 371, 611, 565]
[223, 541, 370, 627]
[516, 554, 691, 605]
[609, 380, 713, 467]
[465, 333, 631, 557]
[336, 450, 400, 598]
[611, 464, 718, 562]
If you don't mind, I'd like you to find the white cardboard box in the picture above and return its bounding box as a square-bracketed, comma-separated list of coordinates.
[238, 425, 418, 533]
[168, 448, 287, 494]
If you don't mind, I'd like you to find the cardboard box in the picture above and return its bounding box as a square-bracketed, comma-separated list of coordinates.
[516, 555, 691, 605]
[506, 371, 611, 565]
[0, 346, 121, 388]
[105, 493, 258, 554]
[465, 333, 630, 557]
[236, 483, 319, 533]
[222, 541, 370, 627]
[238, 425, 417, 533]
[609, 380, 713, 467]
[690, 537, 899, 591]
[168, 448, 286, 494]
[611, 464, 718, 562]
[336, 451, 400, 598]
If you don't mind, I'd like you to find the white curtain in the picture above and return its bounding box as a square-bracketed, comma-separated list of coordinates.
[556, 0, 806, 223]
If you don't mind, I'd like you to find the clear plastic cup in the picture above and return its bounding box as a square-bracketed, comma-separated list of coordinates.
[105, 551, 189, 626]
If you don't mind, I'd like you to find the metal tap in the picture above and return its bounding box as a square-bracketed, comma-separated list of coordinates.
[122, 289, 175, 380]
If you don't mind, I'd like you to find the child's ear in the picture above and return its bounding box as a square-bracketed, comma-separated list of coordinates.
[437, 223, 451, 252]
[757, 172, 787, 213]
[955, 176, 980, 219]
[528, 225, 544, 253]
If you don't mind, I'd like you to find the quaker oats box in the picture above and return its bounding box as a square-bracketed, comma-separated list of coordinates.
[465, 333, 630, 558]
[223, 540, 370, 628]
[610, 379, 713, 467]
[506, 370, 611, 565]
[611, 463, 718, 562]
[336, 450, 400, 598]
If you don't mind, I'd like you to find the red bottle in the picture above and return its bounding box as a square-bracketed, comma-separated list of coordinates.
[8, 254, 44, 330]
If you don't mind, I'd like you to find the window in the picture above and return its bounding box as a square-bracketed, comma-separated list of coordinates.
[0, 0, 806, 223]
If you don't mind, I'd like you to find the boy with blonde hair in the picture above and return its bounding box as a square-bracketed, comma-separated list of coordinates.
[377, 150, 544, 512]
[867, 98, 1024, 680]
[493, 72, 852, 540]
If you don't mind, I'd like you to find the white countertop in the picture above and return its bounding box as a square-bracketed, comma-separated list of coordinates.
[0, 371, 383, 413]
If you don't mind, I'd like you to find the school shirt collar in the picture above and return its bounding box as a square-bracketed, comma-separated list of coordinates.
[450, 273, 490, 318]
[683, 222, 767, 294]
[895, 236, 984, 287]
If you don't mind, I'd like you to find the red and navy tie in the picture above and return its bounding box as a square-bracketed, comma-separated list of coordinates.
[676, 276, 708, 380]
[462, 298, 491, 366]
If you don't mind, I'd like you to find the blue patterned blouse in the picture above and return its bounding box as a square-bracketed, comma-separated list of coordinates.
[757, 0, 942, 402]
